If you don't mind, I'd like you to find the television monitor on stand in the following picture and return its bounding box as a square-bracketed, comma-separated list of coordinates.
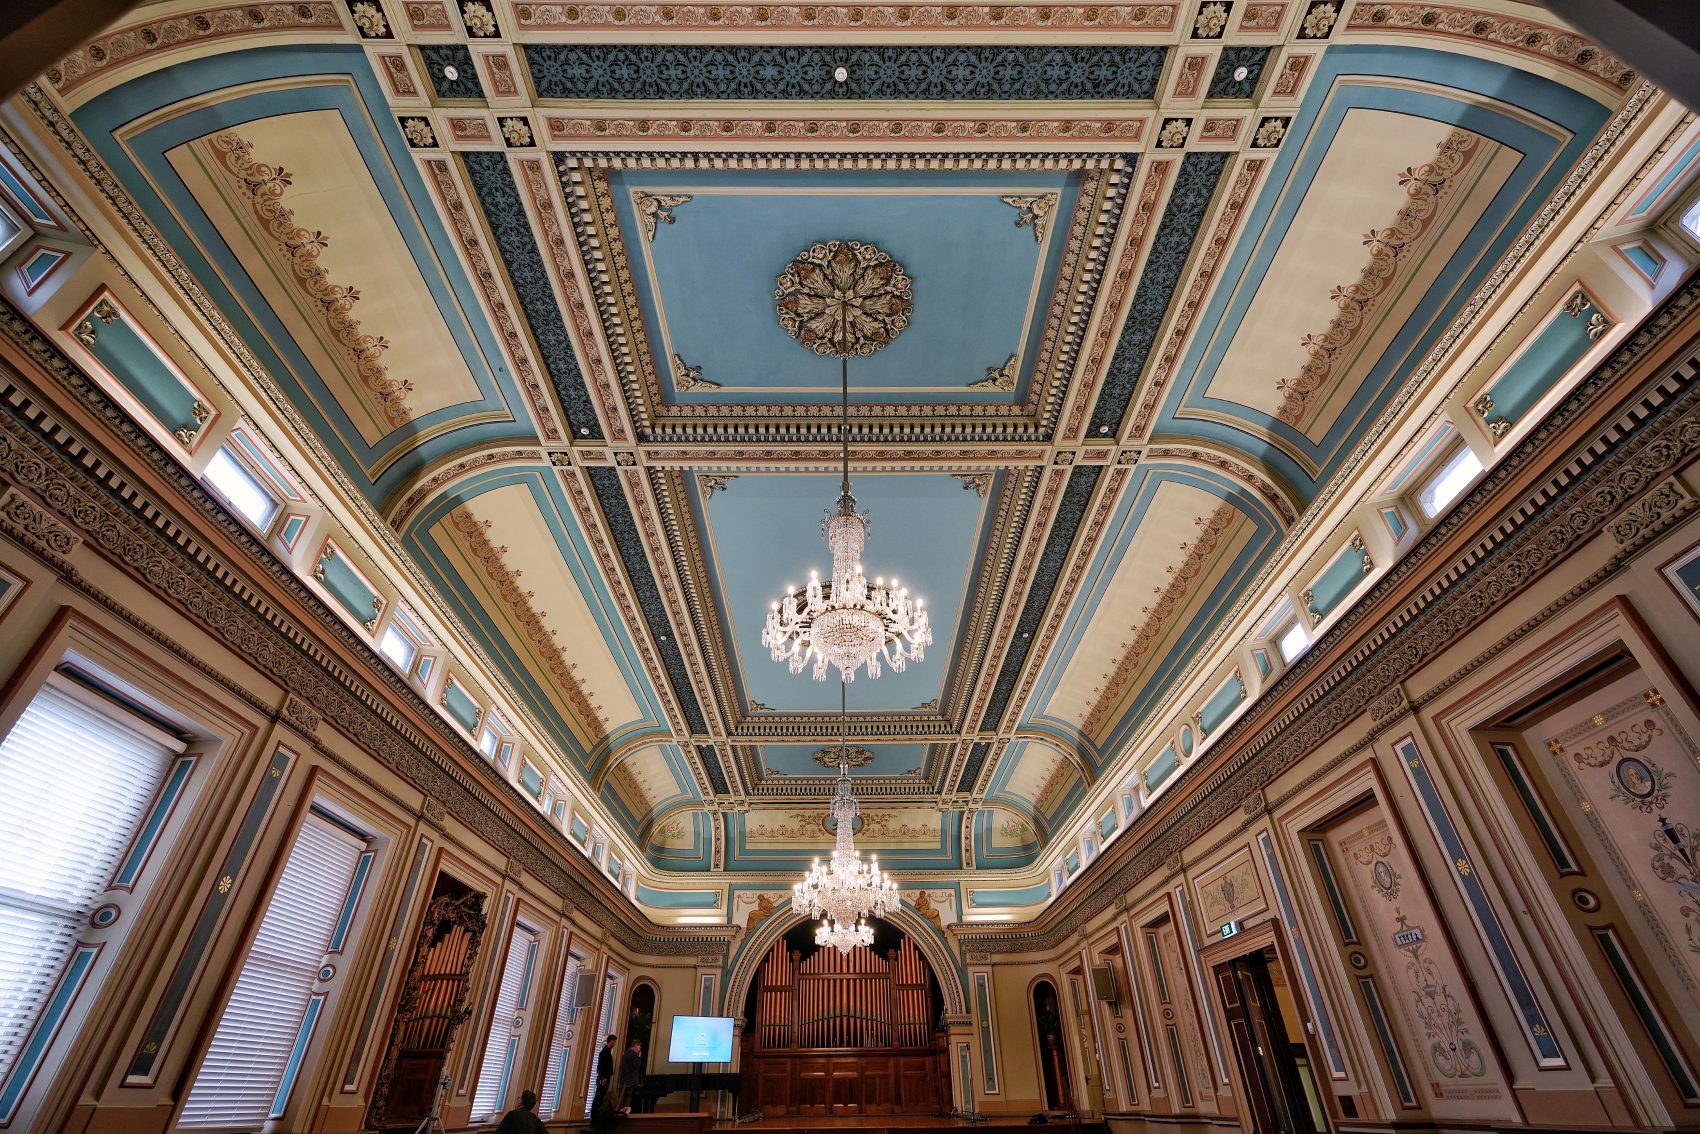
[667, 1015, 735, 1111]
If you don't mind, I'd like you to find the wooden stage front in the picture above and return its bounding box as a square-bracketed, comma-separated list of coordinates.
[574, 1114, 1082, 1134]
[709, 1114, 1083, 1133]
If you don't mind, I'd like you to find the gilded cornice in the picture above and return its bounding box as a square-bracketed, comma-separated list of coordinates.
[959, 272, 1700, 952]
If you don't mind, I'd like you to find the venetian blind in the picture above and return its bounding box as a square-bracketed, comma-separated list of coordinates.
[178, 810, 366, 1127]
[0, 679, 178, 1087]
[540, 954, 583, 1116]
[470, 922, 538, 1121]
[585, 974, 618, 1117]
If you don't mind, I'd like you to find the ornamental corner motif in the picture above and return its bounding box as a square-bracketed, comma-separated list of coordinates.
[0, 485, 81, 567]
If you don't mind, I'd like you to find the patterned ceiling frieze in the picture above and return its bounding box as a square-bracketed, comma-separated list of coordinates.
[1061, 156, 1174, 442]
[585, 466, 712, 737]
[523, 45, 1170, 102]
[460, 152, 603, 440]
[978, 464, 1105, 732]
[210, 130, 416, 429]
[961, 275, 1700, 953]
[698, 742, 731, 796]
[1275, 129, 1479, 427]
[1079, 502, 1241, 736]
[1125, 154, 1267, 438]
[421, 158, 567, 445]
[557, 151, 1130, 444]
[0, 302, 729, 956]
[557, 465, 697, 739]
[1341, 4, 1636, 94]
[638, 448, 1053, 467]
[1088, 150, 1230, 437]
[447, 506, 609, 737]
[513, 155, 636, 444]
[544, 113, 1149, 147]
[44, 2, 344, 99]
[512, 2, 1180, 34]
[1062, 81, 1658, 777]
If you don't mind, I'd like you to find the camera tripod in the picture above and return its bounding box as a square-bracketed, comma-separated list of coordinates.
[413, 1073, 451, 1134]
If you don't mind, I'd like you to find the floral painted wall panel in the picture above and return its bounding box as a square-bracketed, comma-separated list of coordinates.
[1155, 919, 1217, 1110]
[1530, 681, 1700, 997]
[1327, 808, 1516, 1119]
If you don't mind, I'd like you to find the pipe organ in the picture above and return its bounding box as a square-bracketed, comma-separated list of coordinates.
[745, 935, 946, 1116]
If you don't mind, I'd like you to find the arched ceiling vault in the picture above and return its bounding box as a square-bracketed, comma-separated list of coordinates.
[26, 0, 1662, 897]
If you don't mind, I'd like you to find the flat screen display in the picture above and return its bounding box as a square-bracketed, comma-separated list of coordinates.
[668, 1015, 734, 1063]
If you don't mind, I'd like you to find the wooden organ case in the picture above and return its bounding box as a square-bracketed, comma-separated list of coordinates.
[744, 934, 947, 1116]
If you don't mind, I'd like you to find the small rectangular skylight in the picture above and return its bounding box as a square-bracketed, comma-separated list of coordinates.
[379, 623, 417, 670]
[205, 447, 281, 529]
[1416, 445, 1484, 519]
[1276, 621, 1308, 663]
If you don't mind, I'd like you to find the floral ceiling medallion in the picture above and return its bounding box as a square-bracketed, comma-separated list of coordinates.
[774, 239, 913, 358]
[813, 744, 875, 770]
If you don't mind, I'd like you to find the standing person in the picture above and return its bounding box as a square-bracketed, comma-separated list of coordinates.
[616, 1037, 644, 1114]
[493, 1090, 546, 1134]
[594, 1033, 616, 1109]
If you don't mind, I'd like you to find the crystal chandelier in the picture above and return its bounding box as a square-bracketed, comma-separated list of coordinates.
[793, 684, 900, 954]
[762, 241, 932, 683]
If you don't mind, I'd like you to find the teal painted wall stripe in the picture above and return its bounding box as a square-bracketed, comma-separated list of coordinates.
[1592, 926, 1700, 1101]
[269, 992, 326, 1118]
[0, 163, 52, 226]
[517, 937, 539, 1009]
[328, 849, 375, 954]
[1307, 838, 1357, 943]
[1258, 832, 1345, 1077]
[0, 944, 99, 1120]
[1489, 743, 1578, 873]
[126, 747, 293, 1082]
[1629, 135, 1700, 218]
[342, 834, 431, 1091]
[114, 754, 195, 889]
[1357, 976, 1416, 1107]
[1395, 737, 1564, 1065]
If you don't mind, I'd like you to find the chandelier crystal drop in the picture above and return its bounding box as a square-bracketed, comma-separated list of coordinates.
[792, 688, 900, 954]
[763, 240, 932, 683]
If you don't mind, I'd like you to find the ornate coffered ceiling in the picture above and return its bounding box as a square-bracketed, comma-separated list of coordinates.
[15, 0, 1663, 902]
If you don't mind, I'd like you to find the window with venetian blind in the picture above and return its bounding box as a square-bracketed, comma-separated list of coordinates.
[469, 921, 540, 1121]
[179, 808, 370, 1127]
[0, 678, 182, 1110]
[540, 953, 584, 1117]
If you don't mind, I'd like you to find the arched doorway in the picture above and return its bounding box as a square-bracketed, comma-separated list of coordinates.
[1032, 978, 1073, 1110]
[740, 917, 948, 1117]
[624, 981, 658, 1111]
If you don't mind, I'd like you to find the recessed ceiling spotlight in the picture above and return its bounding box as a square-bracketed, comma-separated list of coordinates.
[834, 66, 849, 83]
[443, 64, 459, 81]
[1098, 424, 1110, 434]
[579, 427, 591, 435]
[1233, 65, 1250, 81]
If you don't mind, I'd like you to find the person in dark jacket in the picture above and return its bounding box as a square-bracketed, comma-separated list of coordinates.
[615, 1038, 644, 1113]
[594, 1034, 616, 1105]
[493, 1090, 546, 1134]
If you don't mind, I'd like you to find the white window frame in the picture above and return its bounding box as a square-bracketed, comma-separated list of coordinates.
[178, 804, 376, 1129]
